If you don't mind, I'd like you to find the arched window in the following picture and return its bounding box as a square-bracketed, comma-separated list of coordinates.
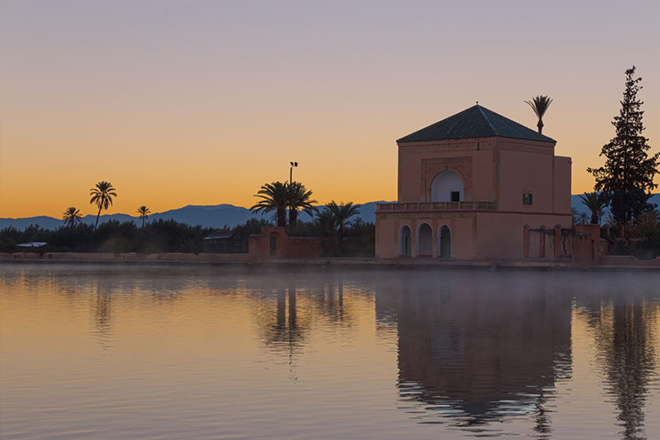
[399, 225, 412, 257]
[438, 225, 451, 258]
[431, 170, 464, 202]
[417, 223, 433, 257]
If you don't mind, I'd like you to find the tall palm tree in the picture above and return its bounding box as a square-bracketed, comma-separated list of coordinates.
[62, 206, 83, 227]
[89, 181, 117, 229]
[137, 206, 151, 227]
[326, 201, 360, 247]
[525, 95, 553, 134]
[251, 181, 289, 227]
[286, 181, 317, 233]
[579, 192, 607, 225]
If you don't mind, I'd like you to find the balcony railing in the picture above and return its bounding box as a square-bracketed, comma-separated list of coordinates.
[377, 201, 498, 212]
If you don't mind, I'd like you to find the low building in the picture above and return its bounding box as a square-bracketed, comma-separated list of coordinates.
[375, 105, 572, 260]
[16, 242, 47, 248]
[203, 231, 236, 253]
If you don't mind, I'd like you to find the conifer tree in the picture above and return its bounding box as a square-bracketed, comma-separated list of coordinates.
[588, 66, 659, 230]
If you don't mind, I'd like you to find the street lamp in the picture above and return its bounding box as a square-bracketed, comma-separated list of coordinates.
[289, 161, 298, 183]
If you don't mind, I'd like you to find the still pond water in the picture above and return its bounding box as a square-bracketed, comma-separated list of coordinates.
[1, 264, 659, 439]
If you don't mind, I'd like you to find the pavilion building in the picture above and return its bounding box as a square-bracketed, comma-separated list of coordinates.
[375, 105, 572, 260]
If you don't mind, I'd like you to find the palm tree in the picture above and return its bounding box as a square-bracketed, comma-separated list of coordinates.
[578, 212, 589, 225]
[286, 181, 317, 234]
[326, 201, 360, 247]
[579, 192, 607, 225]
[314, 208, 336, 239]
[251, 181, 289, 227]
[89, 181, 117, 229]
[137, 206, 151, 227]
[62, 207, 83, 227]
[525, 95, 553, 134]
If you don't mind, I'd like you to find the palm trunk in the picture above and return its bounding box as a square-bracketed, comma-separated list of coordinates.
[537, 119, 544, 134]
[95, 205, 102, 229]
[277, 207, 286, 227]
[590, 212, 599, 225]
[338, 223, 344, 248]
[288, 209, 297, 234]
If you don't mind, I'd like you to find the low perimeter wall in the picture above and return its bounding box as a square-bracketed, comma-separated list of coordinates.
[0, 252, 249, 263]
[249, 226, 323, 262]
[600, 255, 660, 267]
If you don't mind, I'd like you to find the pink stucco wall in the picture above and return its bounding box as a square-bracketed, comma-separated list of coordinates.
[398, 139, 498, 203]
[475, 212, 570, 260]
[249, 227, 324, 262]
[498, 146, 571, 215]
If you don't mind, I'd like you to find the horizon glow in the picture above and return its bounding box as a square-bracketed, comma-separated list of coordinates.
[1, 0, 659, 218]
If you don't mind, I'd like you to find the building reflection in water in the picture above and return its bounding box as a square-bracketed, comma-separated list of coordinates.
[575, 281, 659, 440]
[376, 272, 573, 434]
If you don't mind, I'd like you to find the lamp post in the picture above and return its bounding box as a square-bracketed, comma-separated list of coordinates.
[289, 161, 298, 183]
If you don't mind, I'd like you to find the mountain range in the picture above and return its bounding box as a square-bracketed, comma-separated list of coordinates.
[1, 195, 658, 230]
[0, 202, 386, 230]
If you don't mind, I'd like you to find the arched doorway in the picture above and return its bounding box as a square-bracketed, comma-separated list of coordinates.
[431, 170, 464, 202]
[417, 223, 433, 257]
[399, 225, 411, 257]
[269, 232, 279, 257]
[438, 225, 451, 258]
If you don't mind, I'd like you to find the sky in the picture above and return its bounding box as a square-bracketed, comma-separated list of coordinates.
[1, 0, 659, 218]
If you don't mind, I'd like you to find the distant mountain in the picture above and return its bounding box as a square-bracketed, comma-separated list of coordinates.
[0, 202, 387, 230]
[2, 196, 658, 231]
[571, 194, 660, 216]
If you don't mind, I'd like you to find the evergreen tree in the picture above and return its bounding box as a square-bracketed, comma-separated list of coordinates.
[587, 66, 659, 230]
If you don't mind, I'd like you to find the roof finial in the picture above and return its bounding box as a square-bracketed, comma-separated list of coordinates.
[476, 101, 479, 105]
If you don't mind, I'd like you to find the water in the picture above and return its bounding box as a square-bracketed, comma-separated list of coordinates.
[1, 265, 659, 439]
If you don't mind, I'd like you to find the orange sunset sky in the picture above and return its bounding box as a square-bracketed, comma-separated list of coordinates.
[1, 1, 659, 219]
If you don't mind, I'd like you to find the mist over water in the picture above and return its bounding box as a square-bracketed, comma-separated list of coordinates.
[1, 265, 659, 439]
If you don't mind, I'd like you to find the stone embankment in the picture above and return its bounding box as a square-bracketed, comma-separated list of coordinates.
[1, 252, 658, 270]
[0, 252, 249, 264]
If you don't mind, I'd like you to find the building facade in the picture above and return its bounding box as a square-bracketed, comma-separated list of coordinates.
[375, 105, 572, 260]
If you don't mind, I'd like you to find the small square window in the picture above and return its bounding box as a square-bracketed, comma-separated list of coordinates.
[450, 191, 460, 202]
[523, 193, 533, 206]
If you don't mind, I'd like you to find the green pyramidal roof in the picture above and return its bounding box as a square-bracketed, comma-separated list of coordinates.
[397, 105, 555, 144]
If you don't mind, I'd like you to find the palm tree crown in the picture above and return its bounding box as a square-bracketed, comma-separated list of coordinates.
[579, 192, 607, 225]
[62, 207, 83, 227]
[525, 95, 553, 134]
[325, 201, 360, 246]
[314, 209, 336, 238]
[287, 181, 317, 233]
[89, 181, 117, 229]
[251, 181, 289, 227]
[137, 206, 151, 227]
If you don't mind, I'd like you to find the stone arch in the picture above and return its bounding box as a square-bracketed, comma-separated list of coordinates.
[399, 225, 412, 257]
[269, 232, 280, 257]
[438, 225, 451, 258]
[417, 223, 433, 257]
[430, 170, 465, 202]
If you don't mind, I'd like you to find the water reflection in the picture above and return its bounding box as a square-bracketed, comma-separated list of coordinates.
[576, 287, 659, 440]
[1, 266, 659, 440]
[376, 272, 573, 435]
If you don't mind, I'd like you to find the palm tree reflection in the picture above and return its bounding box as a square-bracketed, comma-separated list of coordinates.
[253, 275, 357, 379]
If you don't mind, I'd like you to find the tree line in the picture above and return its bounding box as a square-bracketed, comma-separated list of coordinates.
[1, 179, 375, 256]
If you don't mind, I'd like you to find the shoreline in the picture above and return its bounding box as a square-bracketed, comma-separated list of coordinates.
[2, 252, 659, 272]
